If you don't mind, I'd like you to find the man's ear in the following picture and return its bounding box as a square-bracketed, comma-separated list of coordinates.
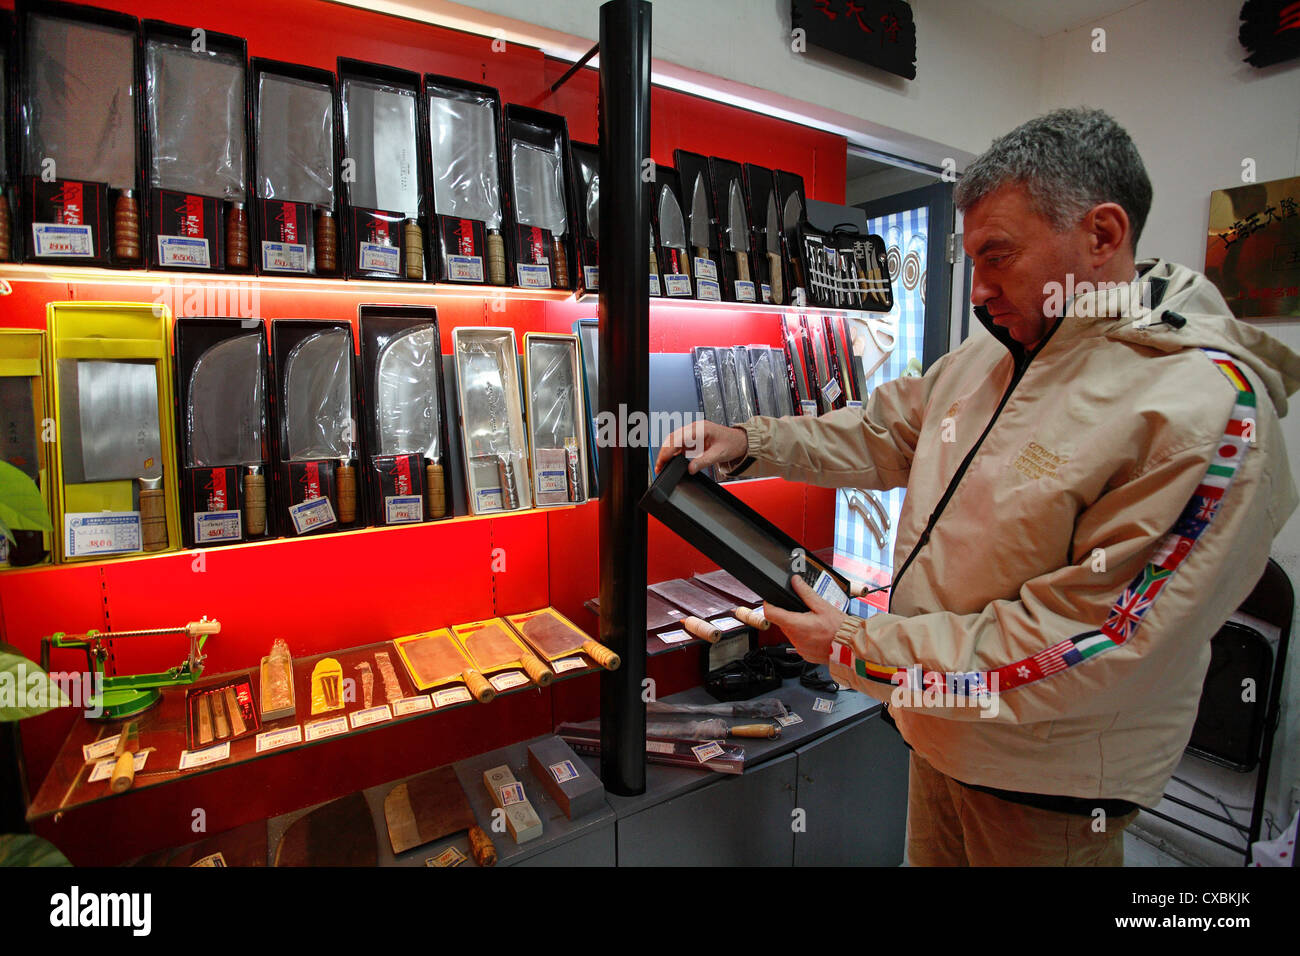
[1084, 202, 1130, 265]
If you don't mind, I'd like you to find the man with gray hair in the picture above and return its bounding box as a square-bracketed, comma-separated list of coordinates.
[658, 107, 1299, 865]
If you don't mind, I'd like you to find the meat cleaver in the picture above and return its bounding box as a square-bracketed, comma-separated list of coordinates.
[284, 328, 356, 522]
[383, 765, 496, 865]
[376, 324, 444, 518]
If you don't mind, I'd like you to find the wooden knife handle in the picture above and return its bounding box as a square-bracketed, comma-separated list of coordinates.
[426, 462, 446, 519]
[694, 246, 710, 266]
[464, 669, 496, 704]
[336, 463, 357, 523]
[582, 639, 620, 671]
[404, 219, 424, 280]
[226, 203, 249, 270]
[0, 194, 10, 261]
[468, 826, 497, 867]
[551, 237, 568, 288]
[679, 248, 690, 281]
[139, 485, 168, 552]
[486, 230, 507, 285]
[110, 752, 136, 793]
[735, 251, 750, 284]
[520, 650, 554, 687]
[767, 251, 784, 305]
[113, 190, 141, 263]
[243, 470, 266, 536]
[649, 245, 659, 277]
[732, 606, 770, 631]
[681, 616, 722, 643]
[730, 723, 779, 739]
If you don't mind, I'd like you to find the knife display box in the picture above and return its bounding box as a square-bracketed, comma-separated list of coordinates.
[16, 1, 143, 268]
[143, 20, 252, 273]
[46, 301, 182, 563]
[673, 149, 720, 301]
[522, 332, 589, 508]
[747, 345, 796, 419]
[185, 675, 259, 750]
[338, 59, 427, 282]
[707, 156, 756, 303]
[174, 317, 276, 548]
[651, 165, 692, 298]
[270, 319, 366, 537]
[569, 140, 599, 295]
[503, 105, 576, 290]
[359, 305, 451, 526]
[0, 328, 53, 569]
[640, 452, 851, 613]
[773, 169, 808, 303]
[742, 163, 781, 304]
[422, 75, 508, 286]
[250, 59, 339, 277]
[451, 326, 531, 515]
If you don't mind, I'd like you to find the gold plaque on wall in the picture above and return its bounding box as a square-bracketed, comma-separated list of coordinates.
[1205, 175, 1300, 319]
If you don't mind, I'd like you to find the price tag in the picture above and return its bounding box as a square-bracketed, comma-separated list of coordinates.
[657, 629, 691, 645]
[696, 278, 722, 301]
[32, 223, 94, 258]
[693, 257, 718, 281]
[760, 283, 772, 303]
[448, 254, 484, 282]
[776, 713, 803, 727]
[549, 760, 579, 784]
[64, 513, 141, 558]
[583, 265, 599, 289]
[179, 742, 230, 770]
[304, 716, 348, 741]
[537, 469, 566, 495]
[645, 740, 675, 754]
[691, 740, 725, 762]
[497, 782, 526, 806]
[799, 400, 819, 417]
[84, 735, 121, 762]
[664, 274, 692, 296]
[359, 241, 399, 274]
[431, 686, 472, 708]
[288, 496, 336, 534]
[735, 280, 757, 302]
[813, 697, 835, 714]
[255, 726, 302, 753]
[489, 671, 530, 692]
[349, 705, 393, 729]
[261, 241, 308, 273]
[426, 847, 466, 867]
[822, 377, 843, 405]
[650, 274, 661, 296]
[393, 695, 434, 715]
[812, 569, 850, 612]
[158, 235, 211, 268]
[846, 400, 863, 409]
[551, 656, 585, 674]
[384, 495, 423, 524]
[709, 616, 745, 631]
[88, 751, 149, 781]
[517, 262, 552, 288]
[194, 511, 241, 543]
[474, 486, 504, 512]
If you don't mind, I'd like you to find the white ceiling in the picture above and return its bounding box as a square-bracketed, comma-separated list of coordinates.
[969, 0, 1146, 37]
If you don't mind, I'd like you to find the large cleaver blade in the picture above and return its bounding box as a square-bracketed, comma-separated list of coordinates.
[376, 325, 444, 518]
[284, 328, 356, 522]
[464, 345, 518, 510]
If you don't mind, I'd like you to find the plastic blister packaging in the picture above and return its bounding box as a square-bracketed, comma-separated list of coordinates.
[185, 332, 266, 468]
[692, 346, 727, 426]
[748, 346, 781, 418]
[718, 347, 748, 426]
[511, 140, 567, 237]
[146, 40, 246, 200]
[282, 328, 354, 461]
[255, 72, 335, 207]
[526, 334, 586, 507]
[342, 78, 420, 217]
[24, 15, 137, 187]
[375, 324, 441, 464]
[427, 88, 501, 226]
[453, 328, 531, 515]
[769, 346, 796, 417]
[729, 346, 758, 424]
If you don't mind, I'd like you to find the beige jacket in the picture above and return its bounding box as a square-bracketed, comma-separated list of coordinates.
[734, 260, 1299, 807]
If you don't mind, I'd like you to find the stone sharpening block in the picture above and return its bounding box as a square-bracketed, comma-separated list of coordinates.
[527, 736, 605, 821]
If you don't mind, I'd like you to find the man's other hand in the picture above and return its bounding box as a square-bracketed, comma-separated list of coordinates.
[655, 420, 749, 475]
[763, 576, 846, 666]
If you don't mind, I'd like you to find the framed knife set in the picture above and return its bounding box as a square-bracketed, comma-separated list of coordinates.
[338, 59, 427, 281]
[251, 59, 339, 276]
[16, 1, 143, 267]
[0, 328, 53, 569]
[143, 20, 252, 273]
[503, 105, 576, 290]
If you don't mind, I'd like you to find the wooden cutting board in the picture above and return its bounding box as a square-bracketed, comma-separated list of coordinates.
[383, 765, 496, 865]
[274, 792, 378, 866]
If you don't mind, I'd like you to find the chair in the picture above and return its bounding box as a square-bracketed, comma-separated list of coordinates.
[1144, 558, 1294, 865]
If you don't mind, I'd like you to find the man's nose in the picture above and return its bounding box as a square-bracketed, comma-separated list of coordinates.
[971, 268, 997, 307]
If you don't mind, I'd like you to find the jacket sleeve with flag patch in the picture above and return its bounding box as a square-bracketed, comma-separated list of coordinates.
[828, 376, 1279, 725]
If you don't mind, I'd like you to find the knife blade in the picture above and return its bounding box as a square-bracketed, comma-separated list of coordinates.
[585, 174, 599, 238]
[428, 93, 501, 225]
[765, 192, 784, 304]
[376, 324, 444, 518]
[343, 80, 419, 218]
[256, 73, 335, 208]
[188, 332, 267, 536]
[284, 328, 355, 521]
[657, 184, 689, 279]
[464, 345, 519, 510]
[782, 190, 804, 290]
[726, 179, 751, 288]
[689, 173, 711, 264]
[0, 377, 39, 482]
[512, 141, 568, 285]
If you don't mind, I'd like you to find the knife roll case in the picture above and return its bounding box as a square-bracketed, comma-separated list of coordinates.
[570, 141, 599, 294]
[18, 4, 142, 267]
[0, 329, 53, 569]
[652, 166, 692, 297]
[338, 59, 427, 281]
[423, 76, 508, 285]
[452, 327, 531, 515]
[360, 306, 451, 525]
[47, 301, 182, 563]
[707, 156, 757, 303]
[271, 319, 365, 536]
[640, 453, 851, 614]
[143, 22, 251, 273]
[672, 149, 720, 301]
[174, 318, 275, 547]
[503, 105, 576, 290]
[251, 60, 338, 276]
[523, 333, 588, 508]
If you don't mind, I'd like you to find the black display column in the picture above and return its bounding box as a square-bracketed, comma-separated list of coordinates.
[597, 0, 651, 795]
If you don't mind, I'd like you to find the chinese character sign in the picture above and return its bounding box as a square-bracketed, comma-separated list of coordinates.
[792, 0, 917, 80]
[1205, 175, 1300, 319]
